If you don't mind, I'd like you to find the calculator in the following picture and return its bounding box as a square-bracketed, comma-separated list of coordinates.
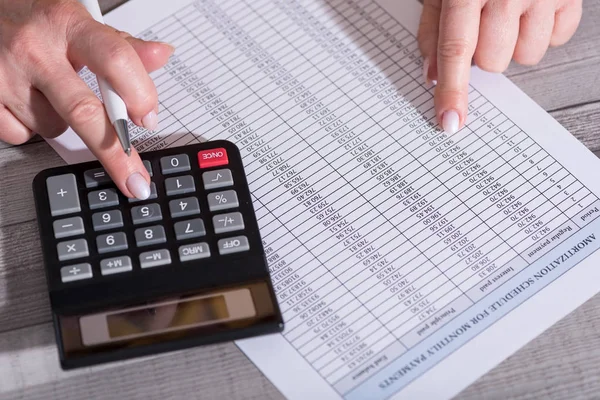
[32, 140, 283, 369]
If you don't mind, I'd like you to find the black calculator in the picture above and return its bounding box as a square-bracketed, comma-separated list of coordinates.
[32, 140, 283, 369]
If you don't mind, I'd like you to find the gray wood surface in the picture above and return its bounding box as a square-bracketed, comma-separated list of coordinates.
[1, 0, 599, 399]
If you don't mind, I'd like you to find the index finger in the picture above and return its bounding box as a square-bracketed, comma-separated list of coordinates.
[35, 64, 151, 200]
[435, 0, 481, 133]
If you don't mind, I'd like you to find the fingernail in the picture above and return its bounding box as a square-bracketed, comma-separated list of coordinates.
[142, 111, 158, 131]
[160, 42, 176, 53]
[442, 110, 460, 134]
[126, 172, 151, 200]
[422, 57, 430, 85]
[431, 79, 437, 86]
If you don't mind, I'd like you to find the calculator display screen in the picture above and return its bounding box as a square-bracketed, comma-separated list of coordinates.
[106, 295, 228, 339]
[59, 283, 277, 360]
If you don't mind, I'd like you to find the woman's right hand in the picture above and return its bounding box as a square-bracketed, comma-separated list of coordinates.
[0, 0, 174, 199]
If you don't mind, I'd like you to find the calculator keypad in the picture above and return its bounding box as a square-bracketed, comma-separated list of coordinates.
[42, 145, 254, 284]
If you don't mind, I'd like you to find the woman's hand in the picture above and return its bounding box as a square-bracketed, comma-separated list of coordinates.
[418, 0, 582, 134]
[0, 0, 174, 199]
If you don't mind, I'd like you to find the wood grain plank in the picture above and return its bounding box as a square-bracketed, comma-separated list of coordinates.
[101, 0, 127, 13]
[0, 323, 283, 400]
[507, 57, 600, 112]
[0, 221, 51, 334]
[551, 102, 600, 152]
[0, 136, 43, 151]
[458, 293, 600, 400]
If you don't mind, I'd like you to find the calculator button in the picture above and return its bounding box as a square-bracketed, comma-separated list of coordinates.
[57, 239, 89, 261]
[131, 203, 163, 225]
[88, 189, 119, 209]
[128, 182, 158, 203]
[202, 169, 234, 190]
[46, 174, 81, 217]
[165, 176, 196, 196]
[207, 190, 239, 212]
[198, 148, 228, 169]
[143, 160, 153, 177]
[179, 242, 210, 262]
[140, 249, 171, 268]
[160, 154, 191, 174]
[174, 218, 206, 240]
[135, 225, 167, 247]
[92, 210, 124, 231]
[84, 168, 111, 188]
[218, 236, 250, 255]
[100, 256, 132, 276]
[60, 263, 93, 283]
[213, 212, 245, 234]
[53, 217, 85, 239]
[97, 232, 128, 254]
[169, 197, 200, 218]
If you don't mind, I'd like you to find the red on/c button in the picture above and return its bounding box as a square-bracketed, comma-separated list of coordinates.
[198, 148, 229, 168]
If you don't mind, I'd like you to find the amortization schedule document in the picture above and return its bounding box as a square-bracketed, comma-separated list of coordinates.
[44, 0, 600, 399]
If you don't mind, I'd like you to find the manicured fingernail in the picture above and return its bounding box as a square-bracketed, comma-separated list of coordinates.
[431, 79, 437, 86]
[160, 42, 176, 55]
[442, 110, 460, 134]
[422, 57, 430, 84]
[126, 172, 150, 200]
[142, 111, 158, 131]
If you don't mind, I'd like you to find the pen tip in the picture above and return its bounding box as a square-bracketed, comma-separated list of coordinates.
[113, 119, 132, 156]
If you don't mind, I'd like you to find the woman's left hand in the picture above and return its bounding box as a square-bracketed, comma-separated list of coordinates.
[418, 0, 583, 134]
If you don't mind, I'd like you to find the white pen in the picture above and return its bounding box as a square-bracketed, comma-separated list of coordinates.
[79, 0, 131, 156]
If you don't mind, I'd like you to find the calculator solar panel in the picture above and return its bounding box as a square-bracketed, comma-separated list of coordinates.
[33, 140, 283, 369]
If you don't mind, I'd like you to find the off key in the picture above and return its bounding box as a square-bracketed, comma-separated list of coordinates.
[198, 148, 228, 169]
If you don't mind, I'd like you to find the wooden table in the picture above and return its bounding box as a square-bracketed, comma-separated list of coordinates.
[1, 1, 599, 399]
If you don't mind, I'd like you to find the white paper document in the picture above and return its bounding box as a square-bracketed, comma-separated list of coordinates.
[46, 0, 600, 398]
